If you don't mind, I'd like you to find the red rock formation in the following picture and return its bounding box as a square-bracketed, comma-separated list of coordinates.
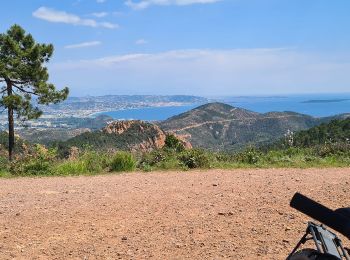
[101, 120, 192, 152]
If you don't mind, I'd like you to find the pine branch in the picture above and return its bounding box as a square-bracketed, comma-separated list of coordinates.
[12, 83, 37, 95]
[11, 80, 27, 85]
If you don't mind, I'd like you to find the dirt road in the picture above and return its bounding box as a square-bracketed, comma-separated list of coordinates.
[0, 168, 349, 259]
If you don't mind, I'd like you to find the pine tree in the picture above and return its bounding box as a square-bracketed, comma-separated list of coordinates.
[0, 24, 69, 160]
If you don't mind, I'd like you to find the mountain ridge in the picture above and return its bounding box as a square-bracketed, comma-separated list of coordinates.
[160, 102, 348, 151]
[43, 102, 350, 153]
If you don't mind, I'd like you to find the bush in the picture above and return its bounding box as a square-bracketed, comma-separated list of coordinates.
[164, 134, 185, 152]
[139, 150, 166, 167]
[314, 143, 350, 157]
[80, 151, 111, 173]
[53, 160, 88, 176]
[0, 156, 9, 177]
[52, 151, 111, 175]
[234, 147, 261, 164]
[215, 152, 233, 162]
[110, 152, 136, 172]
[10, 144, 56, 175]
[178, 149, 211, 169]
[138, 150, 185, 171]
[0, 156, 9, 170]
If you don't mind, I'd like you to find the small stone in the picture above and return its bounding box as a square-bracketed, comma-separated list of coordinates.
[121, 236, 128, 241]
[175, 243, 182, 248]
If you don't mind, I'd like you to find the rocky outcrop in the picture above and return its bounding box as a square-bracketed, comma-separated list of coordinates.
[102, 120, 167, 152]
[61, 120, 193, 153]
[103, 121, 139, 135]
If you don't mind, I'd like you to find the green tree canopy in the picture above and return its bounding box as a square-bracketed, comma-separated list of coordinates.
[0, 24, 69, 160]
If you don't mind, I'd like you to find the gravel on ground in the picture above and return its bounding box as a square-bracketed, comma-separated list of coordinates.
[0, 168, 349, 259]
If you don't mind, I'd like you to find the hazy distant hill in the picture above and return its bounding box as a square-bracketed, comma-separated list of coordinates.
[160, 102, 336, 151]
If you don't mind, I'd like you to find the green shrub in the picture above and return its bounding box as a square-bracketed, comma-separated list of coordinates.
[10, 145, 56, 175]
[138, 150, 184, 171]
[53, 160, 88, 175]
[178, 149, 211, 169]
[0, 156, 9, 171]
[314, 143, 350, 157]
[110, 152, 136, 172]
[164, 134, 185, 152]
[138, 150, 166, 168]
[0, 156, 9, 177]
[157, 156, 183, 170]
[80, 151, 111, 173]
[215, 152, 233, 162]
[234, 147, 261, 164]
[140, 163, 153, 172]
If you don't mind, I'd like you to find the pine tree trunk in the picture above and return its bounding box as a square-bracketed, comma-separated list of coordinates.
[8, 107, 14, 161]
[6, 80, 14, 161]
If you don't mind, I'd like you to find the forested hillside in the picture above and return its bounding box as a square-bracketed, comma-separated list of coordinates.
[289, 118, 350, 147]
[160, 102, 325, 151]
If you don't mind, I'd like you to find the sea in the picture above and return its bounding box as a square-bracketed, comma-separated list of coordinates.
[97, 93, 350, 121]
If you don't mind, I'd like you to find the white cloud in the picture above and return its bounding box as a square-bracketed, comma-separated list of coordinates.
[125, 0, 221, 9]
[33, 7, 118, 29]
[135, 39, 148, 45]
[99, 22, 118, 29]
[50, 48, 350, 96]
[64, 41, 102, 49]
[92, 12, 108, 18]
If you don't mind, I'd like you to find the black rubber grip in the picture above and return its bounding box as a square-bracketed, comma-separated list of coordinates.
[290, 193, 350, 240]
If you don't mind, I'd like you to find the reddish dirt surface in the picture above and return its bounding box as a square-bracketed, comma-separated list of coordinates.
[0, 168, 349, 260]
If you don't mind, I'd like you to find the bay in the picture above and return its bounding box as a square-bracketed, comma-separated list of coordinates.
[97, 93, 350, 121]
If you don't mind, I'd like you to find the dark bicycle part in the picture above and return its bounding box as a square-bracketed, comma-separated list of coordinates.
[335, 208, 350, 220]
[287, 222, 349, 260]
[290, 193, 350, 240]
[289, 249, 344, 260]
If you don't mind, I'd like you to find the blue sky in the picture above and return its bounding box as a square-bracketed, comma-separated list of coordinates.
[1, 0, 350, 96]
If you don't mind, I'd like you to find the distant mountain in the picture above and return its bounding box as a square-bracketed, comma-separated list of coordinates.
[160, 102, 342, 151]
[39, 102, 350, 153]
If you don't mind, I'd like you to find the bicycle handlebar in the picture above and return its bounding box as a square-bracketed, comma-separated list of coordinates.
[290, 193, 350, 240]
